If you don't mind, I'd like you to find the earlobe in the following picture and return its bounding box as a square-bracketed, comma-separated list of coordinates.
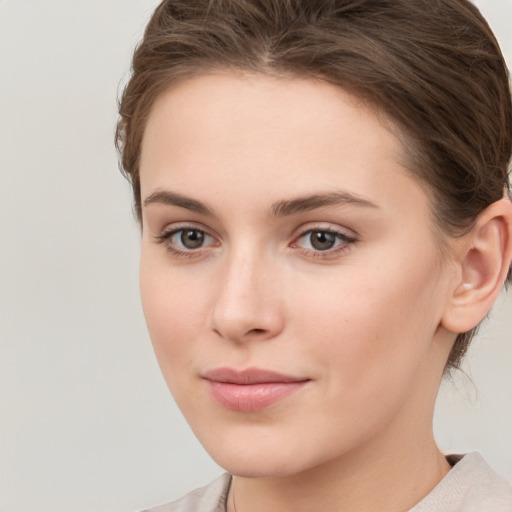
[442, 197, 512, 334]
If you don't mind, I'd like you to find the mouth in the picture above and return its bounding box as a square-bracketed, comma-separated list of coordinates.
[202, 367, 310, 412]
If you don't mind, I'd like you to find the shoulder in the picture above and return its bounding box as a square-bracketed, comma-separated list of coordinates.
[142, 473, 232, 512]
[410, 452, 512, 512]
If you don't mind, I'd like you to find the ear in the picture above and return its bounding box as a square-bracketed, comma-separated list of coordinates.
[441, 197, 512, 334]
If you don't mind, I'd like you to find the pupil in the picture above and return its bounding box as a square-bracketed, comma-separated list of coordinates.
[181, 230, 204, 249]
[311, 231, 335, 251]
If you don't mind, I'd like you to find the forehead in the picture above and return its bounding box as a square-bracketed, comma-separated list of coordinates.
[142, 72, 396, 155]
[139, 72, 428, 221]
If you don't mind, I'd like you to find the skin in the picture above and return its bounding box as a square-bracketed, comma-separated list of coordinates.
[138, 73, 474, 512]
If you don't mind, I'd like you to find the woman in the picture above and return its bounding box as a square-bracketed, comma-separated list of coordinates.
[116, 0, 512, 510]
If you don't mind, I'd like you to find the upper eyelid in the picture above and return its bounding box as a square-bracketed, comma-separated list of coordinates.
[292, 229, 356, 247]
[153, 226, 216, 250]
[157, 222, 218, 238]
[297, 226, 350, 236]
[153, 222, 356, 247]
[290, 232, 355, 261]
[292, 222, 357, 240]
[155, 227, 218, 256]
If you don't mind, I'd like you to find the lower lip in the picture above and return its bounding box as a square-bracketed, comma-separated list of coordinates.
[205, 380, 308, 412]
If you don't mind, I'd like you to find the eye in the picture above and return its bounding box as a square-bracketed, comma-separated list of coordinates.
[176, 229, 207, 249]
[293, 229, 356, 254]
[155, 226, 217, 255]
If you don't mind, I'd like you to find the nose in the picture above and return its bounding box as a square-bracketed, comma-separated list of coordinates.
[210, 250, 284, 343]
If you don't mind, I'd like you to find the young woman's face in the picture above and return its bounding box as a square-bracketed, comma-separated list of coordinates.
[139, 73, 456, 477]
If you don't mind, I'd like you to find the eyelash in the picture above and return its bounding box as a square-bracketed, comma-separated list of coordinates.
[155, 226, 217, 259]
[154, 225, 357, 260]
[291, 228, 357, 259]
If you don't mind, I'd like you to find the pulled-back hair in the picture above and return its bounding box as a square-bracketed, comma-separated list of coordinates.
[116, 0, 512, 371]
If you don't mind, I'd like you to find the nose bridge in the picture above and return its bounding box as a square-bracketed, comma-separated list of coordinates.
[211, 242, 282, 342]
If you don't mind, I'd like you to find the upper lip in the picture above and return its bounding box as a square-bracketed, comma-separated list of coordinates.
[203, 367, 310, 385]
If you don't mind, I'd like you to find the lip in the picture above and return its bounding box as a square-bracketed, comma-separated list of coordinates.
[203, 367, 310, 412]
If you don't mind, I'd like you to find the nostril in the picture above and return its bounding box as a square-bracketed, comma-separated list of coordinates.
[248, 328, 266, 335]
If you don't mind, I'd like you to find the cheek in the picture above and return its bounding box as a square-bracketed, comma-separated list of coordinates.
[289, 251, 442, 398]
[139, 257, 207, 369]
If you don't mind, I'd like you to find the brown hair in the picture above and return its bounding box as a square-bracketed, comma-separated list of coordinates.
[116, 0, 512, 371]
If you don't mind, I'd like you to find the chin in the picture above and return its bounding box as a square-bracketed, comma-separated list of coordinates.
[194, 425, 339, 479]
[214, 452, 308, 479]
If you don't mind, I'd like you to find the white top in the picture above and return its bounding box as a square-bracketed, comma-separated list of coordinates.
[143, 452, 512, 512]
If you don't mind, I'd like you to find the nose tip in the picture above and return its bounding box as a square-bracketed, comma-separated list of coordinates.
[212, 299, 283, 343]
[210, 262, 284, 343]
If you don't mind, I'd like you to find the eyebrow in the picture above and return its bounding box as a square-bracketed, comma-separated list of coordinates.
[269, 191, 379, 217]
[142, 189, 379, 217]
[143, 190, 213, 216]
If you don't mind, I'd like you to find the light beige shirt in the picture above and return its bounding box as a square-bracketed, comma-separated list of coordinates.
[143, 452, 512, 512]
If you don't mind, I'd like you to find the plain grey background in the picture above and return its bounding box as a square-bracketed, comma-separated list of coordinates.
[0, 1, 511, 511]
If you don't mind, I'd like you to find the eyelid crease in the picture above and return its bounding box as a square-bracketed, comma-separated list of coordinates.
[153, 223, 358, 261]
[292, 220, 359, 240]
[154, 226, 219, 259]
[154, 226, 214, 244]
[292, 228, 357, 247]
[287, 226, 358, 263]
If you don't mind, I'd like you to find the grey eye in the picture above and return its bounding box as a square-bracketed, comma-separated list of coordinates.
[179, 229, 206, 249]
[309, 231, 336, 251]
[295, 229, 355, 254]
